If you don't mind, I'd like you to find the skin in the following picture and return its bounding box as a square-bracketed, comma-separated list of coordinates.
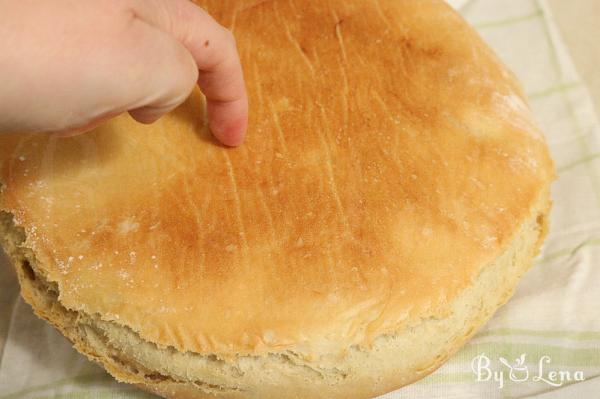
[0, 0, 248, 147]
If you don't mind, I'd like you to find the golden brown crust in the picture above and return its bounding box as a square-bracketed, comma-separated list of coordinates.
[0, 0, 553, 358]
[0, 0, 554, 396]
[0, 192, 550, 399]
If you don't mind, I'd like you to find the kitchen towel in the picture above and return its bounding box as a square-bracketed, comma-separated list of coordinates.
[1, 0, 600, 398]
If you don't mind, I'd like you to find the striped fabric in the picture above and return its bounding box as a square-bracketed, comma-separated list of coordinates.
[1, 0, 599, 398]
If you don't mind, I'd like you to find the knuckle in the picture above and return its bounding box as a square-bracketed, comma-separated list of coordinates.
[169, 53, 198, 98]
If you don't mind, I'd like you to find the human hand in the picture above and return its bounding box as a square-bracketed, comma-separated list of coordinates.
[0, 0, 248, 146]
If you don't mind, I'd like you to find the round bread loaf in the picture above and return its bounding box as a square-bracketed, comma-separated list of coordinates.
[0, 0, 554, 398]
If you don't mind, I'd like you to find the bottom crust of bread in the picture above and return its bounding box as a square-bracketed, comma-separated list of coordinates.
[0, 191, 550, 399]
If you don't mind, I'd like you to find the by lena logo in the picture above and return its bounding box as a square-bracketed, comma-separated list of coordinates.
[471, 353, 585, 389]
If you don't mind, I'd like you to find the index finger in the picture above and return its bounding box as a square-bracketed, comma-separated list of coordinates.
[129, 0, 248, 146]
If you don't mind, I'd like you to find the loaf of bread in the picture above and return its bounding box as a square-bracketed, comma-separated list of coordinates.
[0, 0, 554, 398]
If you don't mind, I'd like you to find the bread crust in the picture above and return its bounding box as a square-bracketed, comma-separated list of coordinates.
[0, 191, 549, 398]
[0, 0, 554, 397]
